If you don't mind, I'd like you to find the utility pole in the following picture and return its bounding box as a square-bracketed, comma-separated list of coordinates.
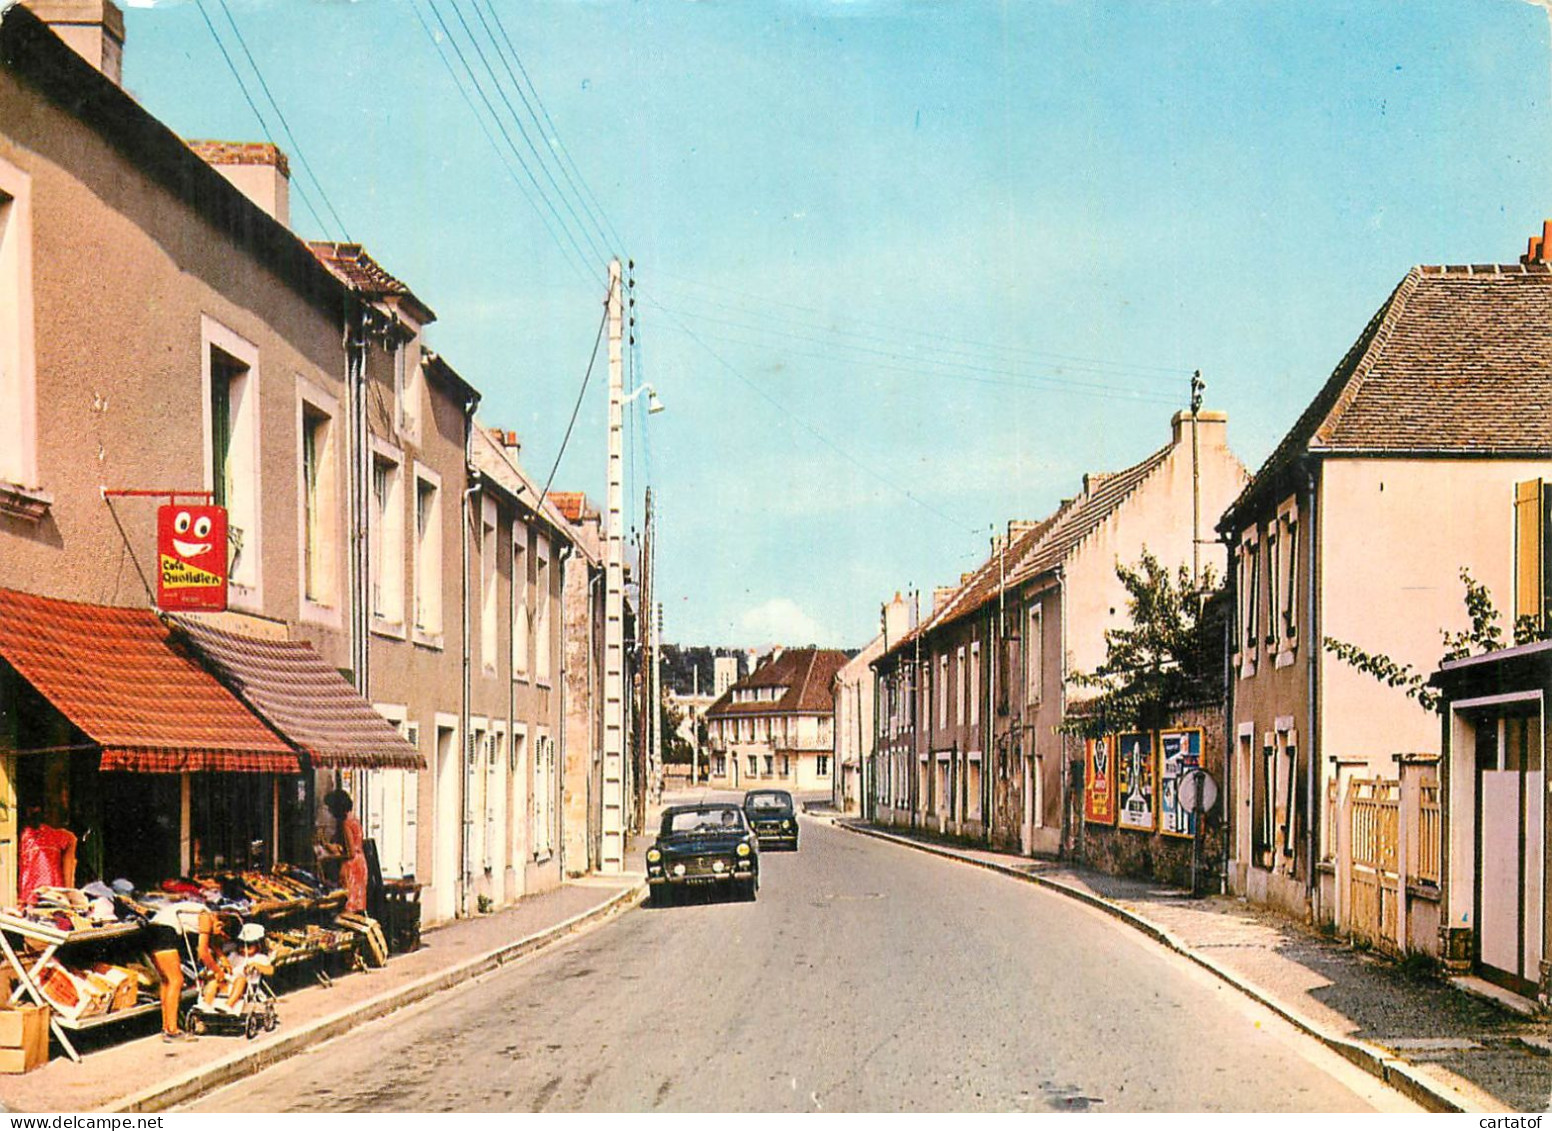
[654, 598, 664, 802]
[1190, 369, 1205, 597]
[601, 259, 626, 873]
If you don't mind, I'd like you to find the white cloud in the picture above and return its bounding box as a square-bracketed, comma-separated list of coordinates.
[735, 598, 836, 649]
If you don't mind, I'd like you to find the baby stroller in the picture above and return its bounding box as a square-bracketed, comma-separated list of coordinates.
[181, 922, 279, 1040]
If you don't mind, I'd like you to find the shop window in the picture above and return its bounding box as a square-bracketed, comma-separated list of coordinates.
[1515, 479, 1552, 630]
[369, 445, 404, 628]
[203, 319, 261, 595]
[0, 159, 38, 495]
[413, 467, 443, 642]
[300, 399, 338, 608]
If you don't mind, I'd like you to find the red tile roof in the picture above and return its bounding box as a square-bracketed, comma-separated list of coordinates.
[1224, 263, 1552, 526]
[170, 617, 425, 771]
[308, 241, 436, 323]
[187, 139, 290, 176]
[705, 648, 850, 718]
[0, 589, 299, 774]
[545, 492, 594, 523]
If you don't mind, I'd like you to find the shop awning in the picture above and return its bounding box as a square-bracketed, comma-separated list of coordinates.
[169, 618, 426, 771]
[0, 588, 301, 773]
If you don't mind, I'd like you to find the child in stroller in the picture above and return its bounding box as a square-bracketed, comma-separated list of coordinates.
[183, 922, 279, 1039]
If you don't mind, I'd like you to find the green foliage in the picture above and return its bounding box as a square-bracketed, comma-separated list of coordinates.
[1062, 550, 1226, 739]
[660, 696, 695, 765]
[1326, 568, 1552, 714]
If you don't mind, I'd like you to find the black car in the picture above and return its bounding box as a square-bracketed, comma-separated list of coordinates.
[742, 789, 799, 851]
[646, 803, 759, 904]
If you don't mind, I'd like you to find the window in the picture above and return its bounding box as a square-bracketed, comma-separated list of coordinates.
[1515, 479, 1552, 630]
[1237, 529, 1260, 669]
[394, 333, 423, 443]
[535, 534, 552, 682]
[203, 319, 260, 595]
[816, 755, 830, 776]
[369, 447, 404, 626]
[764, 755, 774, 776]
[1257, 735, 1275, 862]
[299, 393, 339, 608]
[1281, 505, 1300, 645]
[1281, 733, 1298, 857]
[1025, 604, 1043, 706]
[532, 733, 555, 859]
[512, 528, 529, 677]
[938, 655, 949, 728]
[480, 496, 498, 672]
[0, 158, 37, 494]
[747, 755, 758, 777]
[969, 642, 980, 726]
[413, 467, 443, 640]
[956, 646, 967, 727]
[1265, 525, 1279, 646]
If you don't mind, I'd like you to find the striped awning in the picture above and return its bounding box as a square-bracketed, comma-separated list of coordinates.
[170, 617, 425, 771]
[0, 588, 300, 774]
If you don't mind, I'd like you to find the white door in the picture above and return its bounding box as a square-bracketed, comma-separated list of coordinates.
[434, 726, 459, 922]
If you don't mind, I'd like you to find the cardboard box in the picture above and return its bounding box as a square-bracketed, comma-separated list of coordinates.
[0, 1006, 49, 1073]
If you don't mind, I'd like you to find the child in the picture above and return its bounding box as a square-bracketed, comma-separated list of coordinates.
[221, 923, 274, 1013]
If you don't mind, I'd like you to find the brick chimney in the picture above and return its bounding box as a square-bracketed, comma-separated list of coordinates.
[1522, 220, 1552, 264]
[26, 0, 124, 86]
[932, 586, 957, 615]
[187, 141, 291, 228]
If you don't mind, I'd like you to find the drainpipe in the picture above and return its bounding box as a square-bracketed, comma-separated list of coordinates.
[344, 299, 370, 697]
[557, 539, 574, 877]
[459, 407, 479, 918]
[1304, 458, 1320, 913]
[1220, 528, 1236, 895]
[1056, 564, 1069, 859]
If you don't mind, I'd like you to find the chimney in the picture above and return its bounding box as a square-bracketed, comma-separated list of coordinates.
[1522, 221, 1552, 265]
[1008, 519, 1039, 539]
[502, 430, 521, 454]
[27, 0, 124, 86]
[932, 586, 957, 614]
[187, 141, 291, 228]
[882, 591, 911, 645]
[1171, 408, 1228, 450]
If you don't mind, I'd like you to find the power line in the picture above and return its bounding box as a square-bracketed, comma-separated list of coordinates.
[416, 0, 601, 287]
[192, 0, 330, 237]
[475, 0, 626, 255]
[536, 294, 611, 508]
[648, 298, 1180, 405]
[212, 0, 351, 241]
[447, 0, 610, 267]
[647, 296, 979, 536]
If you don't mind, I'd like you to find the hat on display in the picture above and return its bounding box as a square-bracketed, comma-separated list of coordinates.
[238, 923, 265, 944]
[111, 879, 135, 894]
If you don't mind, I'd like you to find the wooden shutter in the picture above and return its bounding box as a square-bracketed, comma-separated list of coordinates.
[1515, 479, 1545, 625]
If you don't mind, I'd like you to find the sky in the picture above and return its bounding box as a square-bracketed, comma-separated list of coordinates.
[106, 0, 1552, 648]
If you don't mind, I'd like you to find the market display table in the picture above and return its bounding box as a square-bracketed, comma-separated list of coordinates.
[0, 914, 157, 1062]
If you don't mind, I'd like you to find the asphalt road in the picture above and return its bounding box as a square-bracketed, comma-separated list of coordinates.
[191, 816, 1420, 1112]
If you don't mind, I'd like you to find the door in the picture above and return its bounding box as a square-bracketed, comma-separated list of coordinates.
[433, 725, 459, 922]
[1475, 711, 1544, 996]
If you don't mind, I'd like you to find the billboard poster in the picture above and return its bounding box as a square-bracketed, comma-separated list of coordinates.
[1083, 736, 1117, 825]
[1158, 727, 1204, 839]
[156, 504, 228, 612]
[1116, 731, 1156, 832]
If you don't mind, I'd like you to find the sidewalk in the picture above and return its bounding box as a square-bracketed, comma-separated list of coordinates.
[831, 817, 1552, 1114]
[0, 864, 646, 1114]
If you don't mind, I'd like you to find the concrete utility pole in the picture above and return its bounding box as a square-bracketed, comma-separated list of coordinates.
[654, 598, 664, 801]
[601, 259, 626, 873]
[1190, 369, 1205, 594]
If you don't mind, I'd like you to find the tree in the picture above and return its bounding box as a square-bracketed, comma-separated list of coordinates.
[1325, 568, 1552, 713]
[660, 696, 694, 765]
[1062, 550, 1227, 739]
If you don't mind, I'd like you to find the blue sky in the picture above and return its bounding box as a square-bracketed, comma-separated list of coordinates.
[116, 0, 1552, 647]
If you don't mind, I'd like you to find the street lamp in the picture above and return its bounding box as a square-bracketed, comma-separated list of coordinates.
[623, 383, 665, 415]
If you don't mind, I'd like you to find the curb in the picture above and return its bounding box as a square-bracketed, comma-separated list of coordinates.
[107, 882, 646, 1114]
[835, 821, 1499, 1115]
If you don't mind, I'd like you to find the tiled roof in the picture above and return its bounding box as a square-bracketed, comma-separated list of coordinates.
[0, 589, 299, 774]
[545, 492, 595, 523]
[470, 425, 580, 551]
[170, 617, 425, 771]
[705, 648, 849, 718]
[308, 241, 436, 322]
[882, 440, 1176, 662]
[1224, 263, 1552, 526]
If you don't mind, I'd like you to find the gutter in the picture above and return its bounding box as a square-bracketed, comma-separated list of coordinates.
[1304, 458, 1320, 912]
[460, 400, 480, 918]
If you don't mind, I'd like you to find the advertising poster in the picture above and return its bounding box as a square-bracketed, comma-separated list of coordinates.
[156, 504, 228, 612]
[1116, 731, 1156, 832]
[1158, 728, 1203, 839]
[1083, 736, 1116, 825]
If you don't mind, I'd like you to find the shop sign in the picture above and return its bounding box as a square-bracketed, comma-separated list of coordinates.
[1083, 736, 1117, 825]
[1116, 731, 1156, 832]
[1158, 728, 1203, 839]
[156, 504, 228, 611]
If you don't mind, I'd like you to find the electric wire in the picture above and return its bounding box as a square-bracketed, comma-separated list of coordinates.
[648, 298, 979, 536]
[447, 0, 610, 267]
[192, 0, 331, 238]
[212, 0, 351, 242]
[535, 297, 610, 511]
[475, 0, 626, 254]
[465, 0, 615, 261]
[415, 0, 601, 287]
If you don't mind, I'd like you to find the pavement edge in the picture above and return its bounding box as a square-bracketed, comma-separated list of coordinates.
[106, 881, 647, 1114]
[833, 819, 1502, 1115]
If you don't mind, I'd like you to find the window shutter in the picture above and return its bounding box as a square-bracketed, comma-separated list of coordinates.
[1515, 479, 1545, 625]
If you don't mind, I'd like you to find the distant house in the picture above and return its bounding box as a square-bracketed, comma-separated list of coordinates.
[832, 593, 914, 816]
[705, 648, 849, 793]
[873, 410, 1247, 859]
[1218, 251, 1552, 959]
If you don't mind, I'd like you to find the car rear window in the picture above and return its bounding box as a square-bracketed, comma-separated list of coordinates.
[746, 794, 791, 811]
[665, 808, 743, 834]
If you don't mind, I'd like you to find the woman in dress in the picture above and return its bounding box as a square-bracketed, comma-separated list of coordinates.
[324, 790, 367, 915]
